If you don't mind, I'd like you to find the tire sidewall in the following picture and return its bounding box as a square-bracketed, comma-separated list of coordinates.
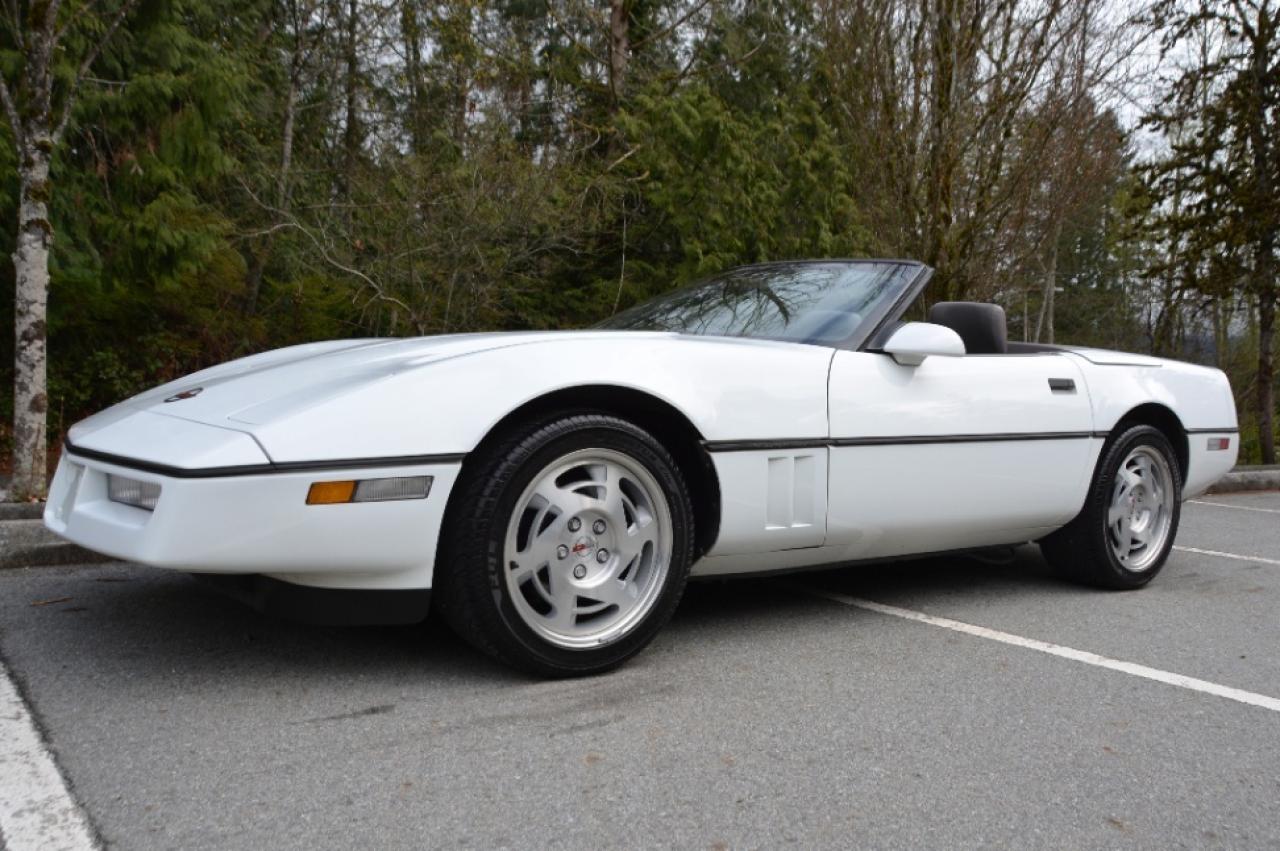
[471, 416, 694, 675]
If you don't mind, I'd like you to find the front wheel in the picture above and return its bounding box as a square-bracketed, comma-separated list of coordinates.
[434, 414, 694, 677]
[1041, 424, 1182, 589]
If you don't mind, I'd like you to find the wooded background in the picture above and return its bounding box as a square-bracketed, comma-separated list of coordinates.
[2, 0, 1277, 498]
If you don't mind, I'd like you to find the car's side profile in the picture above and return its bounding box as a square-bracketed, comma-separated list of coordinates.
[45, 260, 1239, 675]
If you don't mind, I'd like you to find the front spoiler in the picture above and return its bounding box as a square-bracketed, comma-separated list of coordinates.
[193, 574, 432, 626]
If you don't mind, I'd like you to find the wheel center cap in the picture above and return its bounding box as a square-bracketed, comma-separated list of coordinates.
[571, 536, 596, 557]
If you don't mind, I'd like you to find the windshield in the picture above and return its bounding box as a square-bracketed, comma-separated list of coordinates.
[598, 261, 920, 346]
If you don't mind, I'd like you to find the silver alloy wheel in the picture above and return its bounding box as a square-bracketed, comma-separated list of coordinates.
[503, 448, 673, 649]
[1106, 445, 1175, 572]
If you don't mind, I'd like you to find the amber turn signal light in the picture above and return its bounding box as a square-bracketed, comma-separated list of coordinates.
[307, 480, 357, 505]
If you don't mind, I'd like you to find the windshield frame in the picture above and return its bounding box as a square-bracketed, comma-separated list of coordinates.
[597, 259, 934, 352]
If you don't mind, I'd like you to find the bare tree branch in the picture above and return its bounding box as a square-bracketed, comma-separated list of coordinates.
[53, 0, 139, 143]
[235, 175, 416, 322]
[3, 0, 20, 37]
[54, 0, 95, 41]
[546, 1, 607, 70]
[632, 0, 714, 49]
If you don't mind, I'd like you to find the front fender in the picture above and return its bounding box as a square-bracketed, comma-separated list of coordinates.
[249, 335, 835, 463]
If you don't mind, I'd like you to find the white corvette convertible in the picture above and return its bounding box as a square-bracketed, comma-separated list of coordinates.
[46, 260, 1238, 675]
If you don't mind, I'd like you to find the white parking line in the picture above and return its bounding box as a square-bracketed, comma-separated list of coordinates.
[798, 586, 1280, 714]
[1188, 499, 1280, 515]
[0, 661, 97, 851]
[1174, 545, 1280, 567]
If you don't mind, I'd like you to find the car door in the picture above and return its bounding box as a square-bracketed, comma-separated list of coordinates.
[825, 349, 1097, 559]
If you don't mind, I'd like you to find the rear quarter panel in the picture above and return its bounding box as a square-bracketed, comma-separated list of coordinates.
[1069, 353, 1239, 497]
[1070, 353, 1238, 433]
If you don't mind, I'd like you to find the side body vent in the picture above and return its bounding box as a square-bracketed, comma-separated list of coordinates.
[767, 454, 818, 530]
[706, 448, 828, 556]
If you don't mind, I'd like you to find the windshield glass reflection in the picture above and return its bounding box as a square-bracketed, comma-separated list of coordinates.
[599, 261, 915, 346]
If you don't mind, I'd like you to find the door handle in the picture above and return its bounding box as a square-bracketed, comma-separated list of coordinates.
[1048, 378, 1076, 393]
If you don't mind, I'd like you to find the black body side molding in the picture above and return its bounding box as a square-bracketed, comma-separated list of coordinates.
[703, 432, 1097, 452]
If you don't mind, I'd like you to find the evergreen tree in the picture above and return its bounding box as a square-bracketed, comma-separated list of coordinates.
[1142, 0, 1279, 462]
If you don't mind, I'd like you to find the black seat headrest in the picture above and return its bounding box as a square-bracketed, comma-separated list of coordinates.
[927, 302, 1007, 355]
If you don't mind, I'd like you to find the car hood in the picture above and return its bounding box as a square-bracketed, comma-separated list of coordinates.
[69, 331, 627, 442]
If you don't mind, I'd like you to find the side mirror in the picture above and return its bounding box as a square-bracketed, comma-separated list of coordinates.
[882, 322, 966, 366]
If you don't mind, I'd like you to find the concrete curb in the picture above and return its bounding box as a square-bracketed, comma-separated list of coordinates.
[0, 519, 112, 569]
[1206, 465, 1280, 494]
[0, 502, 44, 521]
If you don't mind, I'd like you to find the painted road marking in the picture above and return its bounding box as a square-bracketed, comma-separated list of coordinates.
[1188, 499, 1280, 515]
[1174, 545, 1280, 567]
[0, 661, 97, 851]
[798, 586, 1280, 714]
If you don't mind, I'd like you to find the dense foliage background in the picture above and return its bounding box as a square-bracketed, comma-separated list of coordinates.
[2, 0, 1277, 474]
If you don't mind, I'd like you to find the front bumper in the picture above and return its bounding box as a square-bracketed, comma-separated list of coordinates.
[44, 449, 461, 591]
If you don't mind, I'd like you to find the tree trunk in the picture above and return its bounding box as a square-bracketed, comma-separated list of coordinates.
[1258, 281, 1276, 465]
[278, 77, 298, 212]
[1245, 7, 1276, 465]
[342, 0, 360, 205]
[608, 0, 629, 106]
[401, 0, 425, 152]
[1035, 221, 1061, 343]
[12, 142, 52, 499]
[244, 56, 300, 316]
[3, 1, 135, 501]
[1212, 295, 1224, 369]
[924, 1, 959, 301]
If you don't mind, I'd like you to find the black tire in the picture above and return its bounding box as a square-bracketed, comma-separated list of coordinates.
[433, 413, 695, 677]
[1041, 424, 1182, 589]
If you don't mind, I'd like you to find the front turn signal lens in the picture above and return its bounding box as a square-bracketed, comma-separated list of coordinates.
[306, 476, 432, 505]
[307, 480, 356, 505]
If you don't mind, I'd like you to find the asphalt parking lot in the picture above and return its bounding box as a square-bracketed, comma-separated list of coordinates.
[2, 492, 1279, 850]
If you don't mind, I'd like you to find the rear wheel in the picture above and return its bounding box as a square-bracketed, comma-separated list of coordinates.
[1041, 424, 1182, 589]
[434, 413, 694, 676]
